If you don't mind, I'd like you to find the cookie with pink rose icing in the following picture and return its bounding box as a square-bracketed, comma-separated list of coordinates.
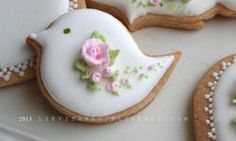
[0, 0, 86, 88]
[86, 0, 236, 31]
[26, 9, 181, 124]
[193, 54, 236, 141]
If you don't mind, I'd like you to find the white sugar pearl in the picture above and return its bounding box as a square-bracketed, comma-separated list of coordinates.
[209, 104, 213, 108]
[9, 66, 15, 71]
[221, 62, 227, 66]
[210, 116, 214, 121]
[208, 132, 213, 138]
[212, 72, 218, 77]
[213, 81, 217, 85]
[211, 86, 216, 91]
[73, 4, 78, 8]
[19, 71, 25, 77]
[215, 76, 220, 80]
[210, 122, 214, 127]
[7, 71, 11, 76]
[222, 66, 227, 70]
[233, 59, 236, 63]
[212, 135, 216, 140]
[209, 110, 213, 115]
[228, 62, 232, 66]
[212, 128, 216, 133]
[72, 0, 77, 2]
[21, 65, 28, 71]
[205, 120, 210, 125]
[0, 72, 3, 78]
[69, 1, 74, 6]
[208, 82, 213, 87]
[204, 107, 209, 112]
[14, 67, 20, 73]
[209, 98, 213, 103]
[1, 67, 7, 73]
[205, 94, 210, 99]
[219, 70, 224, 75]
[3, 75, 10, 81]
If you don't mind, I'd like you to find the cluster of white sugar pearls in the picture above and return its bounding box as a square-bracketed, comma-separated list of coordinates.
[0, 58, 35, 81]
[69, 0, 79, 10]
[204, 56, 236, 140]
[0, 0, 79, 82]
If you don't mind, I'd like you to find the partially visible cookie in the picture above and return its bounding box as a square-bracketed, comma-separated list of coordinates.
[193, 54, 236, 141]
[26, 9, 181, 124]
[86, 0, 236, 31]
[0, 0, 86, 88]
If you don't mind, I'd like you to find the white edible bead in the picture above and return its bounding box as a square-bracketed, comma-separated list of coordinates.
[212, 128, 216, 133]
[1, 67, 7, 73]
[212, 72, 218, 77]
[3, 75, 10, 81]
[19, 71, 25, 77]
[210, 116, 214, 121]
[210, 122, 214, 127]
[204, 107, 209, 112]
[205, 120, 210, 125]
[0, 72, 3, 78]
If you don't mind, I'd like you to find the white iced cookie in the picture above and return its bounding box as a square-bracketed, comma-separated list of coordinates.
[0, 0, 84, 88]
[26, 9, 181, 124]
[194, 54, 236, 141]
[87, 0, 236, 31]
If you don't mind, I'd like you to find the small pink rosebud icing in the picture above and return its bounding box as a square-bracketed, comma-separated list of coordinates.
[150, 0, 161, 5]
[106, 82, 118, 93]
[103, 67, 113, 78]
[81, 39, 109, 72]
[121, 78, 130, 85]
[91, 72, 102, 83]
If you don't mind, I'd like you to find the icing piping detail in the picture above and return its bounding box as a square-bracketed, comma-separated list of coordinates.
[74, 31, 120, 94]
[0, 57, 36, 81]
[69, 0, 79, 10]
[74, 31, 170, 95]
[0, 1, 77, 82]
[128, 0, 191, 8]
[203, 56, 236, 140]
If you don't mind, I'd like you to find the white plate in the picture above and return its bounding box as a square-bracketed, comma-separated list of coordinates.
[0, 17, 236, 141]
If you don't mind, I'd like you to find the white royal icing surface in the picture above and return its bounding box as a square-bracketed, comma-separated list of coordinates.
[0, 0, 79, 81]
[32, 9, 175, 117]
[213, 61, 236, 140]
[93, 0, 236, 22]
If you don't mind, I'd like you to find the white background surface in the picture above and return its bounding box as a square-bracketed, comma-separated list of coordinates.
[0, 16, 236, 141]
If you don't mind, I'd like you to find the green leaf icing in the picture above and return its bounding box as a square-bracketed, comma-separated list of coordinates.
[74, 59, 91, 80]
[63, 28, 71, 35]
[91, 31, 106, 43]
[110, 70, 120, 81]
[232, 96, 236, 105]
[109, 49, 120, 66]
[87, 82, 101, 91]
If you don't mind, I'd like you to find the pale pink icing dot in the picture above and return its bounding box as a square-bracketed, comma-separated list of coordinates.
[149, 0, 161, 5]
[91, 72, 102, 83]
[121, 78, 130, 85]
[103, 67, 113, 78]
[106, 82, 118, 93]
[81, 39, 109, 72]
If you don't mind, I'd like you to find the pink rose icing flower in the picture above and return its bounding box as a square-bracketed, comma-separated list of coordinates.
[103, 67, 113, 78]
[81, 39, 109, 72]
[91, 72, 102, 83]
[149, 0, 161, 5]
[106, 82, 118, 94]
